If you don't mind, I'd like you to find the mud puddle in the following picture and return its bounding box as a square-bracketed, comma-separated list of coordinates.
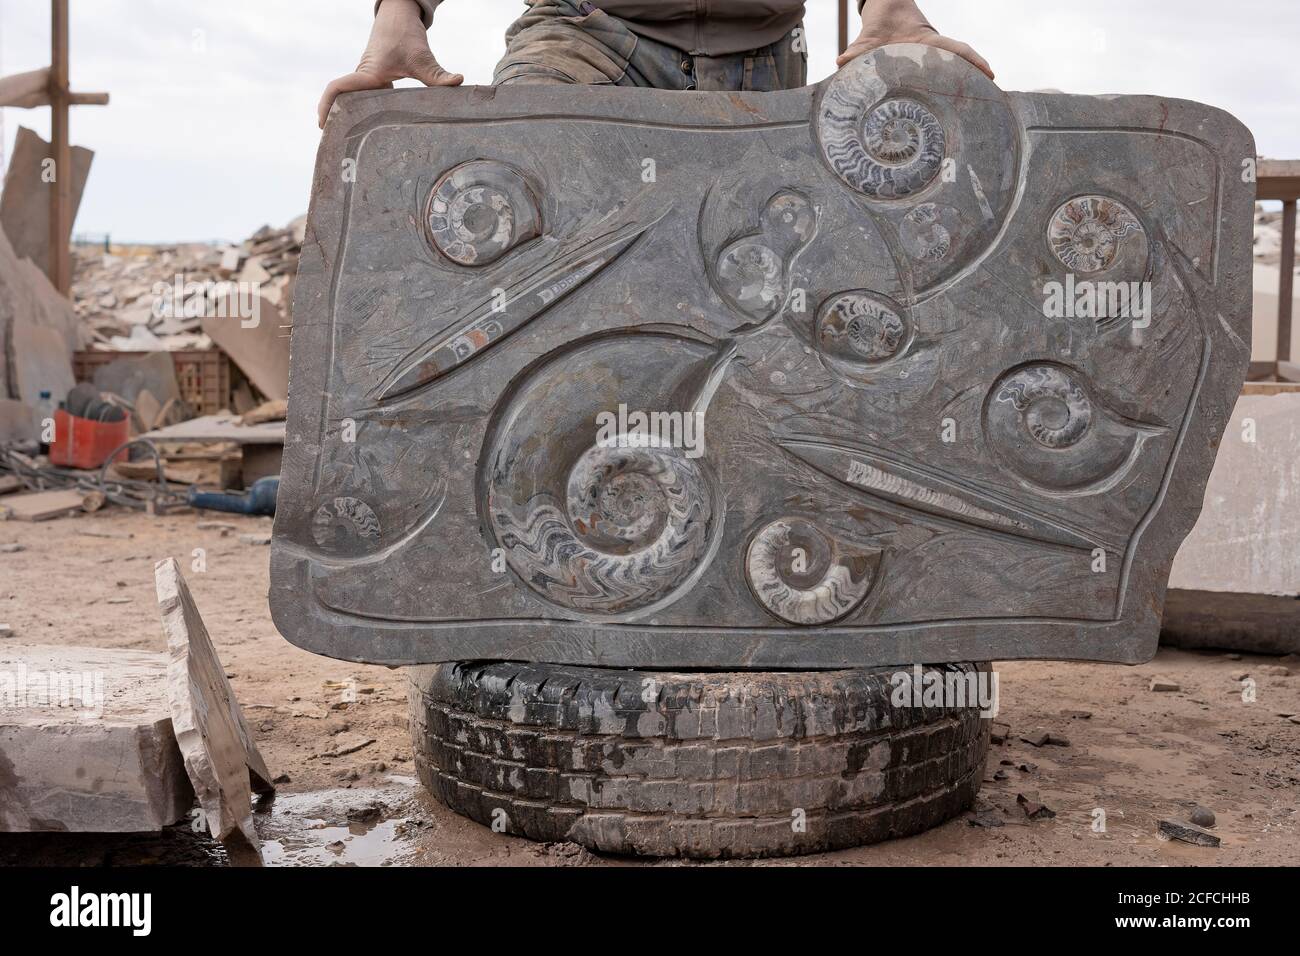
[254, 775, 426, 866]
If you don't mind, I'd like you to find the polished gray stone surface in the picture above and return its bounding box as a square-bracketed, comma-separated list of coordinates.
[271, 43, 1255, 668]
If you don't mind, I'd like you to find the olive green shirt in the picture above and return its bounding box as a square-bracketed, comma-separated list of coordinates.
[397, 0, 807, 56]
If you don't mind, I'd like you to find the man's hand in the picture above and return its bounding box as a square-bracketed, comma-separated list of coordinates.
[317, 0, 463, 129]
[837, 0, 993, 80]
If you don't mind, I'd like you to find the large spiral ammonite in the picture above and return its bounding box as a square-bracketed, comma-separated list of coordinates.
[745, 518, 878, 625]
[491, 439, 715, 616]
[1047, 195, 1146, 275]
[816, 291, 911, 367]
[820, 91, 947, 199]
[984, 363, 1152, 491]
[483, 332, 725, 617]
[426, 160, 541, 267]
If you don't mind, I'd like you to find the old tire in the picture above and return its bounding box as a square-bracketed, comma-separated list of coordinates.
[409, 661, 990, 859]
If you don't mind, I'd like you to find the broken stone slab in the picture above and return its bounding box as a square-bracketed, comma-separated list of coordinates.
[90, 351, 183, 415]
[0, 127, 93, 280]
[0, 644, 193, 832]
[156, 557, 274, 865]
[201, 292, 288, 401]
[0, 219, 81, 401]
[1158, 818, 1220, 847]
[0, 398, 36, 444]
[272, 43, 1254, 670]
[10, 321, 75, 412]
[0, 488, 91, 521]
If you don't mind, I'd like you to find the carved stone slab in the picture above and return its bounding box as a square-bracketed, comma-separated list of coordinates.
[272, 44, 1254, 669]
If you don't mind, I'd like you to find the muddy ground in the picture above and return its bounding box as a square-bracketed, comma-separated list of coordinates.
[1, 508, 1296, 866]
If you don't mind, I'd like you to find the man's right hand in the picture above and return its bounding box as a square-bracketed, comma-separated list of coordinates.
[318, 0, 463, 129]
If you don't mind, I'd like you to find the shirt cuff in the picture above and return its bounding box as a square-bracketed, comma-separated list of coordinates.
[374, 0, 437, 30]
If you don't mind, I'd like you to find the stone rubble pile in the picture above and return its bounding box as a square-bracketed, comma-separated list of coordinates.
[70, 215, 305, 351]
[1253, 204, 1300, 272]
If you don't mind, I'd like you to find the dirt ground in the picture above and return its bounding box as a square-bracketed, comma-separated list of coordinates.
[1, 507, 1297, 866]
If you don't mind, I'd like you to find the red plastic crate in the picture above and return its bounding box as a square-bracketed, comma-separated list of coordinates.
[48, 408, 130, 470]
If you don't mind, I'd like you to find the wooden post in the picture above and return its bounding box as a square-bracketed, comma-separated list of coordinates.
[1279, 198, 1296, 372]
[838, 0, 851, 56]
[49, 0, 72, 295]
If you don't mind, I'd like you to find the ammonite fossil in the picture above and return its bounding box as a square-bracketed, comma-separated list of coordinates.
[745, 518, 878, 625]
[483, 332, 727, 617]
[1047, 195, 1147, 275]
[900, 202, 957, 262]
[984, 364, 1157, 492]
[716, 241, 784, 317]
[491, 440, 715, 616]
[819, 91, 947, 199]
[312, 496, 382, 551]
[713, 190, 817, 321]
[426, 160, 541, 267]
[816, 291, 911, 366]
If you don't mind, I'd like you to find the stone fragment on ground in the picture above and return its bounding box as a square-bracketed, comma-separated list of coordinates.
[1159, 818, 1220, 847]
[1016, 792, 1056, 820]
[156, 557, 275, 866]
[1189, 806, 1216, 828]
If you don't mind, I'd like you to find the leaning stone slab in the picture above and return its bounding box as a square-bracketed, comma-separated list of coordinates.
[272, 43, 1255, 669]
[0, 644, 192, 833]
[1164, 387, 1300, 654]
[156, 558, 274, 865]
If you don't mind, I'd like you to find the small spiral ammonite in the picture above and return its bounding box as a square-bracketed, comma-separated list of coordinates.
[716, 241, 784, 315]
[745, 518, 877, 625]
[900, 202, 956, 262]
[426, 161, 541, 267]
[312, 496, 382, 550]
[991, 365, 1093, 450]
[1047, 196, 1145, 275]
[816, 291, 910, 366]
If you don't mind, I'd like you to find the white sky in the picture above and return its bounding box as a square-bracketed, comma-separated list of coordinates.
[1, 0, 1296, 243]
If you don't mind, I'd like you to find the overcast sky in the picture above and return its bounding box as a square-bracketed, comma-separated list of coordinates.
[1, 0, 1296, 243]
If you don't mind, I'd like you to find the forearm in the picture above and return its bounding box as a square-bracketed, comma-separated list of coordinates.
[857, 0, 936, 33]
[859, 0, 930, 18]
[375, 0, 438, 29]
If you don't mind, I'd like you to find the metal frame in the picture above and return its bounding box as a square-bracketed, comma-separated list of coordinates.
[0, 0, 108, 295]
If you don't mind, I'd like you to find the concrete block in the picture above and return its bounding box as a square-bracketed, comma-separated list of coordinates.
[1165, 388, 1300, 652]
[0, 644, 193, 833]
